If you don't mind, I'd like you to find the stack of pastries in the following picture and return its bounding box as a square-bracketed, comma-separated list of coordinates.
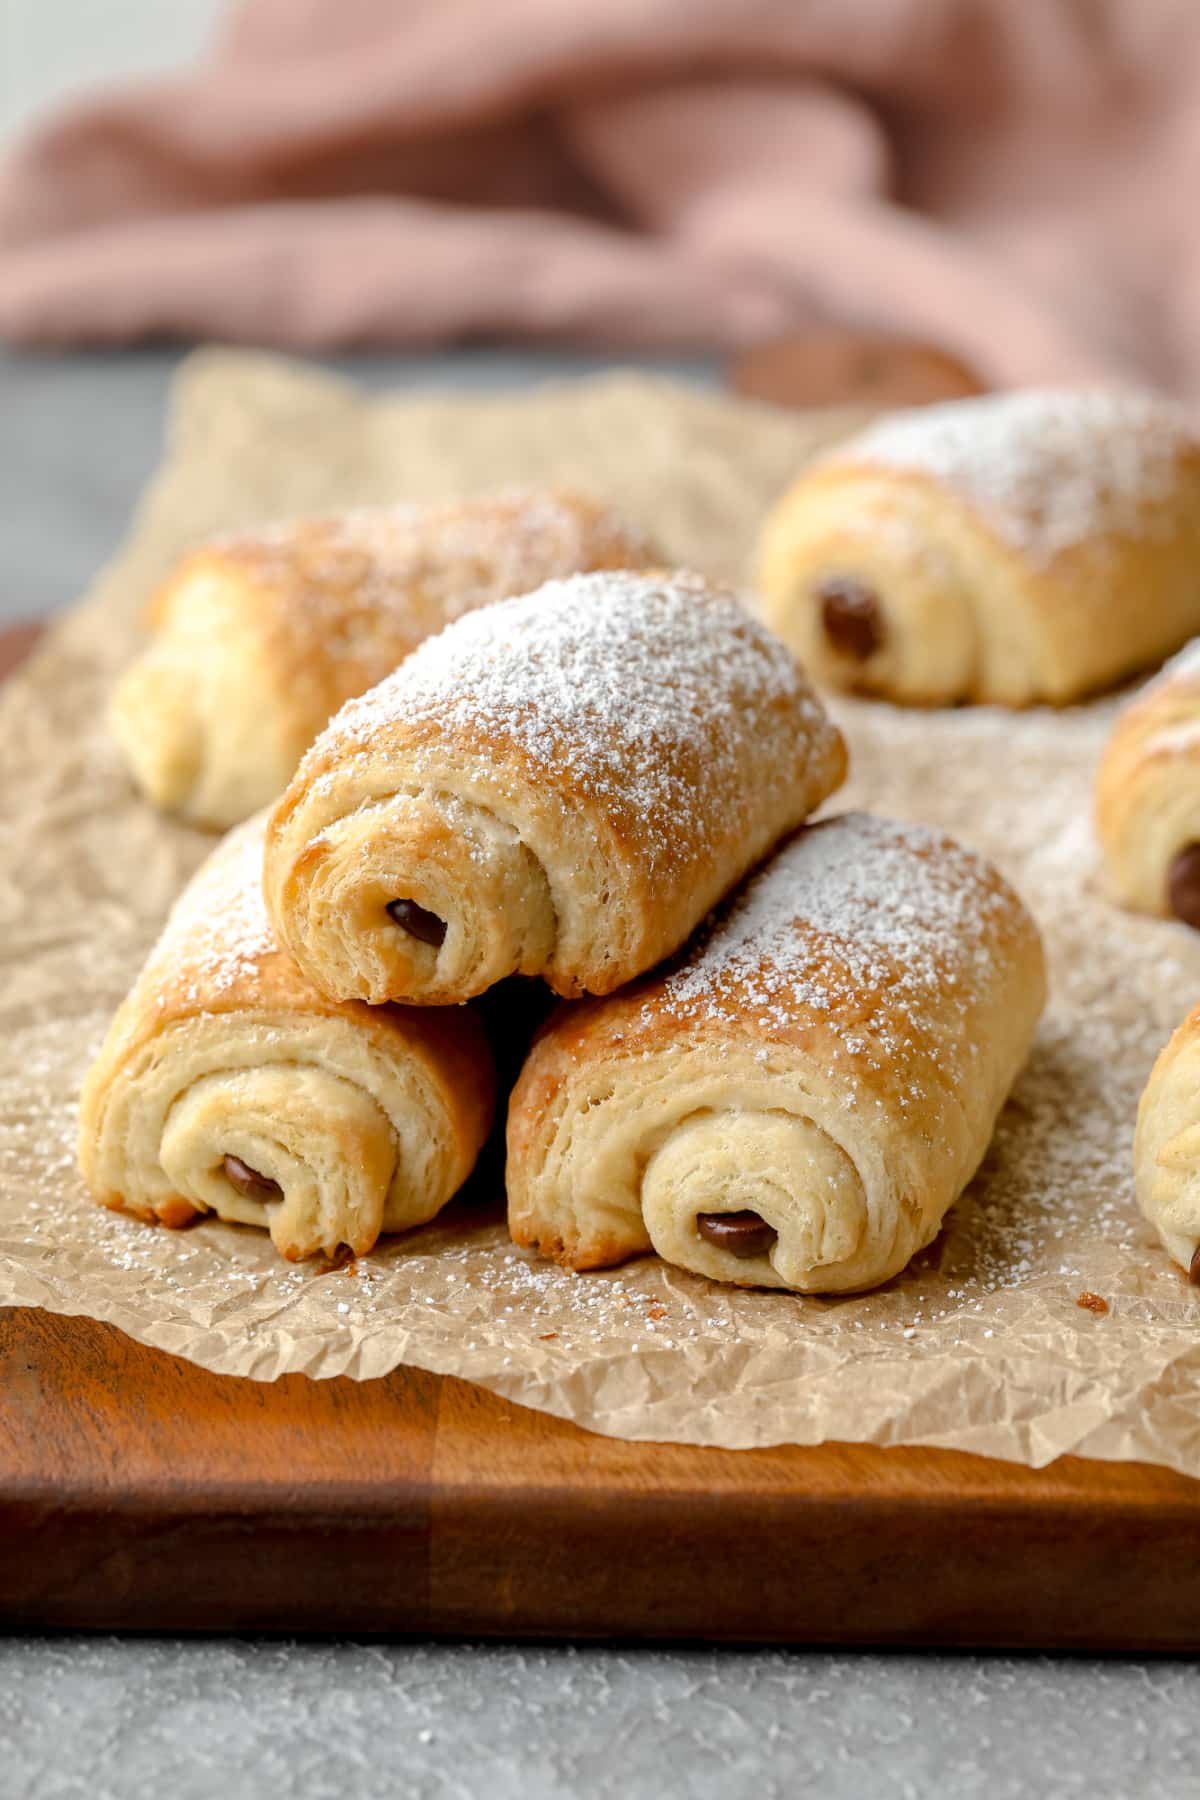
[83, 383, 1200, 1299]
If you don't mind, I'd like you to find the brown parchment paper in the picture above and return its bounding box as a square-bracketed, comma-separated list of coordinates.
[3, 351, 1199, 1471]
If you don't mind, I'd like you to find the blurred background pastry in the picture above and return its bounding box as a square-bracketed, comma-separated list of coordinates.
[755, 389, 1200, 708]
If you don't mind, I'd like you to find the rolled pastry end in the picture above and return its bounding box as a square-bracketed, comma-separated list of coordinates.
[158, 1063, 398, 1260]
[1093, 654, 1200, 922]
[1139, 1131, 1200, 1283]
[111, 554, 304, 828]
[640, 1112, 884, 1292]
[110, 644, 294, 830]
[755, 472, 981, 705]
[110, 657, 205, 817]
[271, 791, 558, 1005]
[80, 1005, 488, 1262]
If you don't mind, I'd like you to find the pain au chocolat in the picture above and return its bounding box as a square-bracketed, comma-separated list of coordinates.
[507, 814, 1044, 1294]
[755, 388, 1200, 707]
[79, 815, 493, 1261]
[263, 569, 847, 1008]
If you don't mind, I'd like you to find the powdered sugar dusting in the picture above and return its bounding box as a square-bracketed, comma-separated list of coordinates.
[842, 388, 1195, 564]
[210, 489, 654, 649]
[147, 819, 276, 1006]
[319, 571, 837, 870]
[652, 814, 1009, 1091]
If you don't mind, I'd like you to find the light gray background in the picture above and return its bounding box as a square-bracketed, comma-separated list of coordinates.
[1, 0, 219, 138]
[0, 1636, 1196, 1800]
[2, 13, 1197, 1799]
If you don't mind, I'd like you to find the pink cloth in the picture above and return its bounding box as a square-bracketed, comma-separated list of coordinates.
[3, 0, 1200, 394]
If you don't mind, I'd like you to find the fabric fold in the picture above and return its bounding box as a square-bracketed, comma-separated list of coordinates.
[1, 0, 1198, 395]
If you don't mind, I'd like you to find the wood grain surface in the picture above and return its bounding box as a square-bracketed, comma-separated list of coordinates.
[5, 1304, 1200, 1645]
[0, 620, 42, 681]
[3, 618, 1200, 1646]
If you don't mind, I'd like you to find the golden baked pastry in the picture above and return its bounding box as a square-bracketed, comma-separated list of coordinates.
[507, 813, 1045, 1293]
[111, 489, 655, 829]
[264, 569, 847, 1007]
[78, 816, 493, 1261]
[755, 388, 1200, 706]
[1135, 1007, 1200, 1283]
[1095, 641, 1200, 928]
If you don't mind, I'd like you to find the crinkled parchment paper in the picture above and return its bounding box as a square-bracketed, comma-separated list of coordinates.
[3, 351, 1199, 1469]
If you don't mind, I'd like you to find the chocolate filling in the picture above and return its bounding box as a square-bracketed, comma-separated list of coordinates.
[1167, 845, 1200, 930]
[386, 897, 448, 946]
[696, 1210, 778, 1259]
[817, 576, 884, 661]
[223, 1154, 282, 1201]
[1190, 1244, 1200, 1287]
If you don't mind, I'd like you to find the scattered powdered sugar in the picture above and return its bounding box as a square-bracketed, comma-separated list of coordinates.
[840, 387, 1195, 564]
[321, 570, 834, 864]
[148, 818, 276, 1006]
[651, 814, 1008, 1088]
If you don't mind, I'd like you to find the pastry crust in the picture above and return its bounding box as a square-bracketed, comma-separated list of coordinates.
[507, 813, 1045, 1294]
[1135, 1007, 1200, 1280]
[78, 816, 494, 1261]
[263, 570, 847, 1007]
[755, 389, 1200, 707]
[111, 489, 656, 829]
[1094, 641, 1200, 922]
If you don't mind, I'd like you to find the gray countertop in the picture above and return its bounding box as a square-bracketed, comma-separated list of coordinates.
[1, 346, 1195, 1800]
[0, 1636, 1195, 1800]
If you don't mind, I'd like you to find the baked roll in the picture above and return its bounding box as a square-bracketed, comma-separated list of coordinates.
[264, 570, 847, 1007]
[111, 489, 655, 829]
[1094, 642, 1200, 928]
[1135, 1008, 1200, 1283]
[78, 816, 493, 1261]
[507, 813, 1045, 1293]
[755, 388, 1200, 706]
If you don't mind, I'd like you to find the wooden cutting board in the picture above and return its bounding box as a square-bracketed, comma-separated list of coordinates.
[3, 622, 1199, 1647]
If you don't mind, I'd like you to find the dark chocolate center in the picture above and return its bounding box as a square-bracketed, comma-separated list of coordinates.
[386, 898, 448, 947]
[695, 1210, 778, 1259]
[1167, 845, 1200, 931]
[223, 1154, 282, 1201]
[817, 576, 884, 661]
[1190, 1244, 1200, 1287]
